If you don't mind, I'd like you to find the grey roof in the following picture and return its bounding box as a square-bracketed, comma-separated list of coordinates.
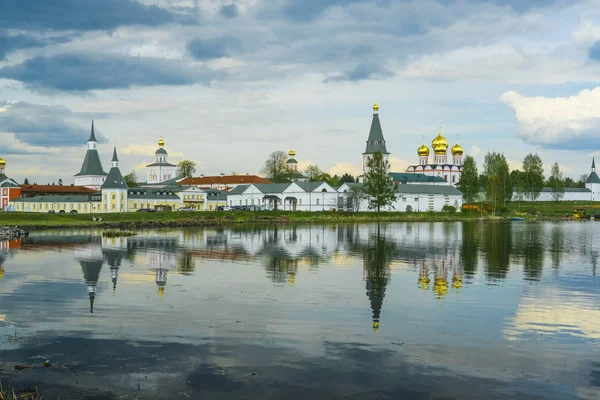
[390, 172, 446, 184]
[286, 158, 298, 163]
[253, 183, 293, 194]
[102, 159, 128, 190]
[586, 172, 600, 184]
[396, 184, 463, 196]
[593, 158, 596, 170]
[13, 195, 100, 203]
[155, 148, 168, 155]
[111, 147, 119, 162]
[540, 187, 591, 193]
[296, 181, 331, 192]
[226, 185, 250, 195]
[127, 188, 180, 200]
[363, 113, 389, 155]
[0, 174, 19, 187]
[88, 120, 97, 142]
[146, 162, 176, 167]
[75, 148, 107, 176]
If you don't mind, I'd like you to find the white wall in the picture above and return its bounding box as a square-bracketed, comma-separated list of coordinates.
[74, 175, 106, 190]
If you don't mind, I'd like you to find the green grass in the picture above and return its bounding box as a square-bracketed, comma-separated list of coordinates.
[0, 381, 41, 400]
[506, 201, 600, 215]
[101, 230, 137, 237]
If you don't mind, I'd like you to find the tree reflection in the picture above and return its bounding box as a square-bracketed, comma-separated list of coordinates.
[522, 224, 544, 281]
[177, 253, 196, 275]
[482, 222, 512, 281]
[265, 256, 298, 284]
[550, 224, 563, 270]
[460, 222, 479, 278]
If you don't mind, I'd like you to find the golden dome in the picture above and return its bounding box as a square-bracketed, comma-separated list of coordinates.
[451, 142, 463, 156]
[158, 138, 165, 147]
[158, 286, 164, 298]
[0, 268, 4, 280]
[288, 149, 296, 157]
[433, 277, 449, 299]
[372, 321, 379, 334]
[417, 144, 430, 157]
[0, 157, 5, 166]
[373, 102, 379, 112]
[431, 132, 448, 155]
[288, 274, 296, 284]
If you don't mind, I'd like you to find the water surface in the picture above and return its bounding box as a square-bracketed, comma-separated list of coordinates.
[0, 222, 598, 399]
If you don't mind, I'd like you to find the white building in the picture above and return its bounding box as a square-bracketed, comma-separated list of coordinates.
[226, 182, 339, 211]
[586, 158, 600, 201]
[146, 138, 177, 184]
[73, 119, 107, 190]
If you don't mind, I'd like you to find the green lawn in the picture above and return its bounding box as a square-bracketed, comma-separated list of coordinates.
[506, 201, 600, 215]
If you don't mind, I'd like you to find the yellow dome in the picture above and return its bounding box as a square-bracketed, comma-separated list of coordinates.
[0, 157, 5, 166]
[372, 321, 379, 334]
[158, 286, 164, 298]
[432, 132, 448, 154]
[451, 142, 463, 156]
[0, 268, 4, 280]
[158, 138, 165, 147]
[288, 149, 296, 157]
[373, 102, 379, 112]
[417, 144, 430, 157]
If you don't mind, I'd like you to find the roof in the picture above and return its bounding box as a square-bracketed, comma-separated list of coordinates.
[363, 113, 389, 154]
[145, 162, 176, 167]
[253, 183, 292, 194]
[75, 148, 106, 176]
[102, 165, 128, 190]
[13, 194, 100, 203]
[226, 185, 250, 195]
[396, 184, 463, 195]
[0, 174, 20, 188]
[586, 172, 600, 184]
[111, 147, 119, 162]
[179, 175, 272, 186]
[21, 184, 98, 195]
[155, 148, 168, 155]
[296, 181, 331, 192]
[287, 158, 298, 164]
[390, 172, 446, 184]
[540, 187, 591, 193]
[127, 188, 180, 200]
[88, 120, 97, 142]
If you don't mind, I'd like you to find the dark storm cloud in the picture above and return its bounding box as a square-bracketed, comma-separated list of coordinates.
[0, 101, 107, 147]
[0, 33, 74, 61]
[186, 37, 244, 60]
[588, 41, 600, 62]
[0, 53, 220, 92]
[0, 0, 185, 32]
[220, 3, 239, 18]
[323, 63, 394, 83]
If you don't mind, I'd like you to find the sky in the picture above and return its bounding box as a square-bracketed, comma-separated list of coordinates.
[1, 0, 600, 184]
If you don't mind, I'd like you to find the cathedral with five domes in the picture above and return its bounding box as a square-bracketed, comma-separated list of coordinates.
[406, 129, 464, 186]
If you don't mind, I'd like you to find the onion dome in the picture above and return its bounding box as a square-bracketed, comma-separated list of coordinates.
[0, 157, 5, 167]
[451, 142, 463, 156]
[433, 277, 448, 299]
[372, 321, 379, 334]
[418, 272, 430, 290]
[432, 131, 448, 154]
[158, 138, 165, 147]
[373, 102, 379, 112]
[417, 144, 430, 157]
[288, 149, 296, 157]
[0, 268, 4, 280]
[158, 286, 164, 299]
[452, 272, 463, 289]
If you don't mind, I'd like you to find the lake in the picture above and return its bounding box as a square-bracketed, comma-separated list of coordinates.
[0, 222, 598, 399]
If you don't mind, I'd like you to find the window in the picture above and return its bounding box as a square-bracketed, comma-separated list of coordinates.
[452, 176, 456, 183]
[251, 199, 254, 205]
[316, 198, 320, 205]
[134, 203, 137, 209]
[444, 175, 448, 182]
[299, 199, 302, 205]
[112, 194, 116, 200]
[245, 199, 248, 205]
[209, 205, 213, 210]
[402, 197, 406, 202]
[414, 198, 418, 202]
[112, 204, 116, 210]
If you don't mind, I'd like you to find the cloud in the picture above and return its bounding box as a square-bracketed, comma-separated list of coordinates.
[0, 33, 74, 61]
[589, 41, 600, 61]
[501, 87, 600, 150]
[0, 53, 221, 92]
[329, 162, 362, 177]
[120, 144, 184, 158]
[0, 0, 184, 32]
[323, 63, 395, 83]
[0, 101, 106, 147]
[219, 4, 238, 18]
[186, 37, 244, 60]
[470, 146, 481, 157]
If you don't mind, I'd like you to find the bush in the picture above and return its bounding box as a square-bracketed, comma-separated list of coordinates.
[405, 205, 413, 213]
[526, 207, 537, 215]
[442, 205, 456, 213]
[499, 206, 508, 214]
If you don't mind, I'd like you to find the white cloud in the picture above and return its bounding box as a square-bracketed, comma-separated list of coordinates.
[501, 87, 600, 150]
[470, 145, 481, 157]
[389, 156, 409, 173]
[329, 162, 362, 177]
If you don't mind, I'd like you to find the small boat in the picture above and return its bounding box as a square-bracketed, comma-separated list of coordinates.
[510, 217, 525, 221]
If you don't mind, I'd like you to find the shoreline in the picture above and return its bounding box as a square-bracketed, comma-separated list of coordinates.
[0, 211, 573, 231]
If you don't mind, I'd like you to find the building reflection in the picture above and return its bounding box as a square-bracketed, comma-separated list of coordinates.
[0, 238, 21, 281]
[76, 242, 103, 314]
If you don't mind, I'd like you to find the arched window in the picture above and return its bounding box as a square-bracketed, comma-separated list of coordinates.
[321, 188, 327, 192]
[444, 175, 448, 181]
[452, 175, 456, 183]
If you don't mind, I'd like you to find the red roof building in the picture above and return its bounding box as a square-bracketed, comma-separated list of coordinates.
[178, 175, 272, 190]
[20, 184, 98, 198]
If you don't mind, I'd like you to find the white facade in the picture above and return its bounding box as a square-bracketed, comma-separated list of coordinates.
[146, 140, 177, 184]
[227, 182, 339, 211]
[74, 175, 106, 191]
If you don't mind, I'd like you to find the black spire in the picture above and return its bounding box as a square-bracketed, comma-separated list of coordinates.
[89, 293, 95, 314]
[363, 104, 389, 155]
[592, 157, 596, 172]
[88, 119, 97, 142]
[112, 146, 119, 162]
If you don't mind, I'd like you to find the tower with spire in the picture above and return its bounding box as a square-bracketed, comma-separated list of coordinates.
[147, 138, 177, 184]
[101, 146, 129, 212]
[585, 156, 600, 201]
[74, 119, 107, 190]
[362, 102, 390, 176]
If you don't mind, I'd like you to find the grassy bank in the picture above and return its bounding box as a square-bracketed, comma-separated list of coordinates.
[0, 210, 489, 229]
[506, 201, 600, 216]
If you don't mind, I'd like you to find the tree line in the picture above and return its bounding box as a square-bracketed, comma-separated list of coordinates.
[458, 152, 573, 213]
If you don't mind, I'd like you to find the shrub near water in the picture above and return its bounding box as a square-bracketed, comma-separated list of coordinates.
[442, 205, 457, 213]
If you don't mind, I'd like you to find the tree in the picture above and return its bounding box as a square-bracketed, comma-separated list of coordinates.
[304, 164, 323, 181]
[548, 162, 564, 202]
[564, 177, 577, 188]
[363, 152, 397, 212]
[58, 178, 63, 186]
[340, 173, 355, 183]
[23, 178, 29, 185]
[577, 174, 588, 188]
[124, 171, 138, 187]
[262, 151, 293, 183]
[176, 160, 196, 179]
[483, 152, 511, 214]
[348, 185, 366, 212]
[457, 156, 479, 206]
[521, 153, 544, 202]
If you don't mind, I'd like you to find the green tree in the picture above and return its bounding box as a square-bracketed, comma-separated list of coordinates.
[23, 178, 29, 185]
[577, 174, 588, 188]
[520, 153, 544, 202]
[363, 152, 397, 212]
[262, 151, 293, 183]
[548, 162, 564, 202]
[124, 171, 138, 187]
[564, 177, 577, 188]
[176, 160, 197, 179]
[483, 152, 511, 213]
[340, 173, 355, 183]
[457, 155, 479, 206]
[58, 178, 63, 186]
[304, 164, 323, 181]
[348, 185, 366, 212]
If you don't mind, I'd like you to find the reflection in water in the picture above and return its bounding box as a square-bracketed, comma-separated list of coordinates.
[0, 223, 599, 399]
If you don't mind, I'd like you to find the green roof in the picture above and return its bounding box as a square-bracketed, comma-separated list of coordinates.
[253, 183, 292, 194]
[111, 147, 119, 162]
[396, 184, 462, 195]
[226, 185, 250, 195]
[75, 149, 107, 176]
[587, 172, 600, 184]
[286, 158, 298, 164]
[155, 148, 168, 155]
[363, 113, 389, 155]
[146, 162, 176, 167]
[0, 174, 19, 187]
[296, 181, 331, 192]
[88, 120, 97, 142]
[13, 195, 100, 203]
[127, 188, 180, 200]
[102, 165, 128, 190]
[390, 172, 446, 184]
